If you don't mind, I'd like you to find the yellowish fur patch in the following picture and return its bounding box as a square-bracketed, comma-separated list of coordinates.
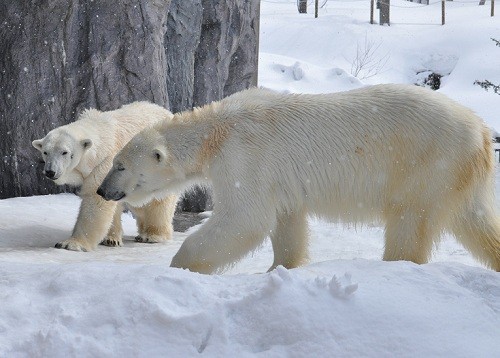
[198, 122, 231, 166]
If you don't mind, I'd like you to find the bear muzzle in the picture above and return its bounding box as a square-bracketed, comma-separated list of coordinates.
[44, 170, 57, 180]
[96, 186, 126, 201]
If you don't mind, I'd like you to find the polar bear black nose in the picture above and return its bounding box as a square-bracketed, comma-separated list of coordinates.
[96, 186, 126, 201]
[96, 187, 105, 198]
[45, 170, 56, 179]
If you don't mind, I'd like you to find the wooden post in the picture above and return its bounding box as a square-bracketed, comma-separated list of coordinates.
[370, 0, 375, 24]
[315, 0, 319, 18]
[442, 0, 445, 25]
[298, 0, 307, 13]
[380, 0, 390, 25]
[492, 0, 495, 16]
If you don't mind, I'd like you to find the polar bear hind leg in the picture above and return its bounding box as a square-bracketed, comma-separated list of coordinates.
[382, 125, 500, 271]
[450, 189, 500, 271]
[132, 195, 177, 243]
[382, 205, 444, 265]
[448, 129, 500, 271]
[381, 157, 455, 265]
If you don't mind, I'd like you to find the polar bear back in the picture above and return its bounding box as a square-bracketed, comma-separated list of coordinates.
[72, 102, 171, 169]
[207, 85, 492, 223]
[72, 101, 169, 150]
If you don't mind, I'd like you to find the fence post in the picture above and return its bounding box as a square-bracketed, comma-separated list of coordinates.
[442, 0, 445, 25]
[298, 0, 307, 13]
[370, 0, 375, 24]
[492, 0, 495, 16]
[380, 0, 390, 25]
[315, 0, 319, 18]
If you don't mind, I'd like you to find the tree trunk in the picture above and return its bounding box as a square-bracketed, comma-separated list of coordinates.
[0, 0, 260, 212]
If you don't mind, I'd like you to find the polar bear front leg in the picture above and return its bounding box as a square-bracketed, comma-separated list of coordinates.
[55, 193, 118, 251]
[268, 209, 309, 272]
[101, 203, 124, 247]
[131, 195, 177, 243]
[170, 213, 270, 274]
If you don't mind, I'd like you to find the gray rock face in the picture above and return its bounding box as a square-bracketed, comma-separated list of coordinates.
[0, 0, 259, 211]
[165, 0, 203, 113]
[171, 0, 260, 210]
[193, 0, 260, 107]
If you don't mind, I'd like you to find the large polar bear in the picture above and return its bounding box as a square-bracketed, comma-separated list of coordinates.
[97, 84, 500, 273]
[32, 102, 177, 251]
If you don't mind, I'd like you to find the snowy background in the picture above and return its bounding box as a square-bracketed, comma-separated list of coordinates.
[1, 1, 499, 356]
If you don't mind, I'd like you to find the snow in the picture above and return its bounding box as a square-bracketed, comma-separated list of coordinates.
[1, 1, 499, 356]
[260, 0, 500, 129]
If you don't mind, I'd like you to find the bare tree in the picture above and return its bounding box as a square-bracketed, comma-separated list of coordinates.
[350, 36, 389, 80]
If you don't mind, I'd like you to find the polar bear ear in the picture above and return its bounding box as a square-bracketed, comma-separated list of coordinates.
[153, 148, 167, 163]
[32, 139, 43, 151]
[81, 139, 93, 151]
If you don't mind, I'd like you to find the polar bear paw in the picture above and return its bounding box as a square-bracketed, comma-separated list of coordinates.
[101, 237, 123, 247]
[55, 238, 92, 252]
[135, 234, 166, 243]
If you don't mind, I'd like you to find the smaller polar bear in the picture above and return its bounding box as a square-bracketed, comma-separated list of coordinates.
[32, 102, 177, 251]
[97, 85, 500, 273]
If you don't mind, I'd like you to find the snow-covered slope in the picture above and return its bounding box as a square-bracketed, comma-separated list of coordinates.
[1, 1, 499, 356]
[260, 0, 500, 129]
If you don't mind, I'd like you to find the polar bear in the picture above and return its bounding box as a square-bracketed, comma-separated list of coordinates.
[97, 84, 500, 273]
[32, 102, 177, 251]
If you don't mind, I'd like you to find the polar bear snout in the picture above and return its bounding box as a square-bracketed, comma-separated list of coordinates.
[96, 186, 106, 199]
[43, 163, 61, 180]
[45, 170, 57, 180]
[97, 170, 128, 201]
[96, 185, 126, 202]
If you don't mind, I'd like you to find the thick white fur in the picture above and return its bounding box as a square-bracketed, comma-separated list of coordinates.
[99, 85, 500, 273]
[32, 102, 177, 251]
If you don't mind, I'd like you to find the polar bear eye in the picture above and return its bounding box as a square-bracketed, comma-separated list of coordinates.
[62, 151, 68, 155]
[43, 152, 47, 155]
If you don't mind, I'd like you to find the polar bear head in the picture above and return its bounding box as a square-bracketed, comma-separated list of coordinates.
[97, 128, 186, 207]
[32, 129, 93, 186]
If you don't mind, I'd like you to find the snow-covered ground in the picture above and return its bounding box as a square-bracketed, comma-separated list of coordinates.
[1, 1, 499, 356]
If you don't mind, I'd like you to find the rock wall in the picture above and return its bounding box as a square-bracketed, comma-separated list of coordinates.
[0, 0, 260, 210]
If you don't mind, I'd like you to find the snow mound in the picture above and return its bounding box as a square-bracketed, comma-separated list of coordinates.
[273, 61, 305, 81]
[260, 53, 363, 93]
[1, 261, 499, 356]
[416, 53, 459, 77]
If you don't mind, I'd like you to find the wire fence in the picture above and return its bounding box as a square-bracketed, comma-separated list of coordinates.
[373, 0, 495, 25]
[265, 0, 496, 23]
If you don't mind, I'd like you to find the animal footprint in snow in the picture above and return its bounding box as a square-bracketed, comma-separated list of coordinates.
[315, 273, 358, 299]
[329, 273, 358, 298]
